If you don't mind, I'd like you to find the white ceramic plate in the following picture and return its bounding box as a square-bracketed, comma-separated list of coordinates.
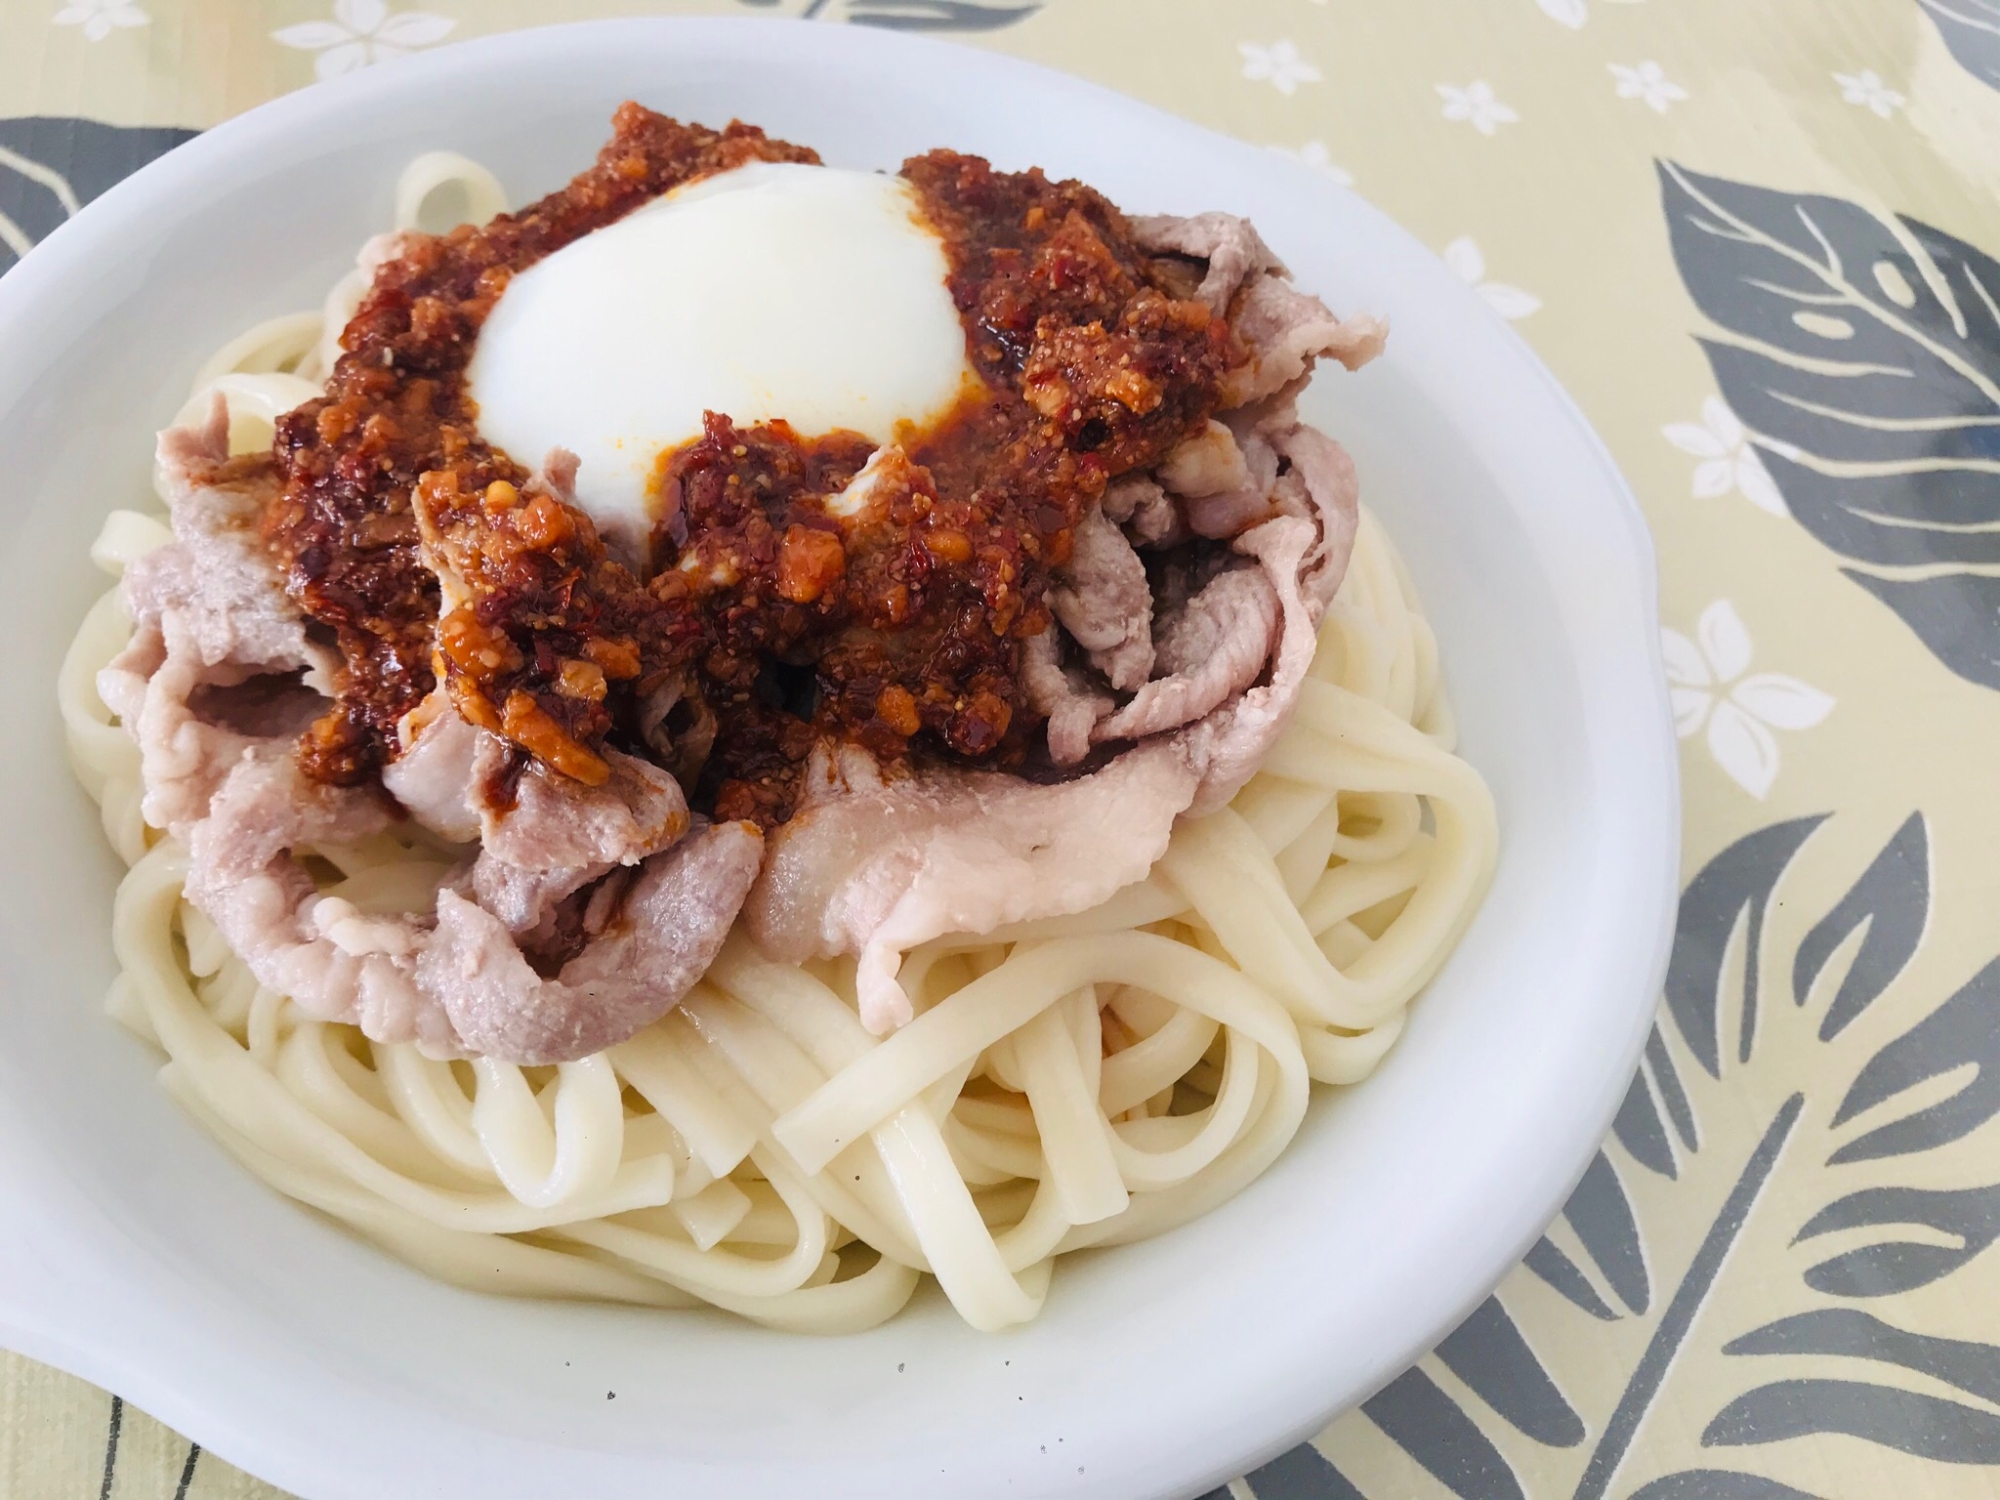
[0, 19, 1678, 1500]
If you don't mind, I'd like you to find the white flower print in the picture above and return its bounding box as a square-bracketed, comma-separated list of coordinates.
[1271, 140, 1353, 187]
[1834, 68, 1906, 118]
[52, 0, 148, 41]
[1536, 0, 1648, 25]
[1663, 396, 1786, 515]
[1663, 601, 1834, 800]
[1438, 81, 1520, 137]
[274, 0, 456, 82]
[1239, 41, 1321, 98]
[1442, 237, 1540, 319]
[1609, 60, 1688, 113]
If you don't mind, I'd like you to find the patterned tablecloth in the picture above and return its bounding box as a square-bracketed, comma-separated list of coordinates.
[6, 1, 2000, 1496]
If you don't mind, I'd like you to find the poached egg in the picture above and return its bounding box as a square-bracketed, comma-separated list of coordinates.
[466, 161, 974, 543]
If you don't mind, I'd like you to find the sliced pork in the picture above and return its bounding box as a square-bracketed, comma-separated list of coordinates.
[747, 741, 1202, 1033]
[1158, 419, 1251, 499]
[379, 697, 483, 842]
[1164, 422, 1283, 540]
[744, 409, 1362, 1032]
[1021, 627, 1113, 767]
[469, 744, 690, 944]
[1182, 513, 1325, 812]
[1102, 473, 1185, 550]
[1269, 422, 1364, 601]
[385, 696, 688, 872]
[477, 746, 687, 873]
[1131, 212, 1284, 315]
[1050, 506, 1154, 692]
[98, 400, 337, 838]
[1133, 209, 1388, 408]
[1223, 277, 1387, 407]
[1090, 565, 1281, 745]
[184, 749, 451, 1052]
[425, 820, 763, 1064]
[1031, 429, 1361, 774]
[181, 737, 748, 1062]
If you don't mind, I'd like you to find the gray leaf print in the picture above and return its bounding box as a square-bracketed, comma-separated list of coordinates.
[1561, 1152, 1650, 1314]
[1657, 161, 2000, 691]
[0, 117, 196, 275]
[1843, 572, 2000, 687]
[1725, 1310, 2000, 1402]
[1919, 0, 2000, 90]
[1830, 956, 2000, 1161]
[739, 0, 1040, 28]
[1798, 1182, 2000, 1294]
[1300, 1296, 1586, 1494]
[1573, 1096, 1806, 1500]
[1610, 1058, 1677, 1178]
[1525, 1234, 1620, 1320]
[1832, 952, 2000, 1160]
[1307, 812, 2000, 1499]
[1434, 1298, 1586, 1448]
[1664, 814, 1828, 1075]
[1241, 1441, 1366, 1500]
[1791, 811, 1928, 1041]
[1610, 1023, 1699, 1179]
[1628, 1471, 1827, 1499]
[1701, 1380, 2000, 1461]
[846, 0, 1042, 29]
[1648, 1026, 1701, 1152]
[1743, 463, 2000, 566]
[1361, 1367, 1526, 1500]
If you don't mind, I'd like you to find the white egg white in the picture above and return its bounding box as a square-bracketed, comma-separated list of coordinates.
[466, 161, 974, 547]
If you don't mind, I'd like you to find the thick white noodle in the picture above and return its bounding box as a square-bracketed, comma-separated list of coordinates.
[60, 154, 1499, 1333]
[393, 151, 509, 238]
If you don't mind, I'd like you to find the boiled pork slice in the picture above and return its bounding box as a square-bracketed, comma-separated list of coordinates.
[98, 399, 337, 838]
[1020, 627, 1114, 769]
[184, 742, 756, 1064]
[1131, 210, 1388, 408]
[425, 820, 763, 1064]
[184, 749, 454, 1053]
[747, 741, 1202, 1033]
[1090, 564, 1281, 746]
[1050, 505, 1155, 692]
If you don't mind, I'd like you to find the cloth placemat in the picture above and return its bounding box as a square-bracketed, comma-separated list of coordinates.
[5, 1, 1999, 1496]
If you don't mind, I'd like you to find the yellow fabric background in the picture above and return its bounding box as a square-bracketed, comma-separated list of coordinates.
[4, 1, 1998, 1496]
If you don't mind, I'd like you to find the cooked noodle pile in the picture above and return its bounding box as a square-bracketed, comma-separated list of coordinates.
[57, 155, 1496, 1333]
